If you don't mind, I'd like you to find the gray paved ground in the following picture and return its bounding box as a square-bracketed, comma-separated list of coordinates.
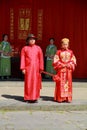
[0, 81, 87, 111]
[0, 81, 87, 130]
[0, 111, 87, 130]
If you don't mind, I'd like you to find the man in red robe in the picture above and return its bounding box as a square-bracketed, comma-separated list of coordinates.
[20, 34, 44, 103]
[53, 38, 76, 103]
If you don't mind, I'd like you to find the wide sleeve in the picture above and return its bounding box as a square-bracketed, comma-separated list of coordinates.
[39, 47, 44, 71]
[45, 45, 49, 57]
[0, 42, 3, 53]
[53, 50, 65, 70]
[54, 45, 57, 54]
[0, 42, 2, 50]
[20, 47, 26, 70]
[7, 42, 12, 54]
[69, 54, 76, 71]
[9, 42, 12, 52]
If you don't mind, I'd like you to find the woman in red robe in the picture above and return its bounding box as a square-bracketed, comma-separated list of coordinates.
[53, 38, 76, 103]
[20, 34, 44, 103]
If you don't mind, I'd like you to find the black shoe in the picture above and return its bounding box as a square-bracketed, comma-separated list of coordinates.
[25, 100, 29, 103]
[1, 76, 4, 80]
[7, 76, 9, 79]
[29, 100, 38, 103]
[33, 100, 38, 103]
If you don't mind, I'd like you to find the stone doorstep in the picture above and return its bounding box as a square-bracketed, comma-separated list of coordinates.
[0, 99, 87, 111]
[0, 104, 87, 111]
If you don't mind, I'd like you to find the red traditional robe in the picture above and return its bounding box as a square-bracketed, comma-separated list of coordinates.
[20, 44, 44, 100]
[53, 49, 76, 102]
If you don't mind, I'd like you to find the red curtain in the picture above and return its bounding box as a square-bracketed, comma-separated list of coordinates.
[0, 0, 87, 78]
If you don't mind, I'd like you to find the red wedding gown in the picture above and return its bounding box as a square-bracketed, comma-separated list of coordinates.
[20, 45, 44, 100]
[53, 49, 76, 102]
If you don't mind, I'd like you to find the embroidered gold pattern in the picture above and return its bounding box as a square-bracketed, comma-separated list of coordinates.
[18, 8, 32, 39]
[10, 8, 14, 40]
[64, 81, 69, 91]
[37, 9, 43, 40]
[60, 51, 71, 62]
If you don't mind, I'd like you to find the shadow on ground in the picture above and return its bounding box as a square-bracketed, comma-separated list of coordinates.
[2, 95, 54, 102]
[40, 96, 54, 102]
[2, 94, 24, 102]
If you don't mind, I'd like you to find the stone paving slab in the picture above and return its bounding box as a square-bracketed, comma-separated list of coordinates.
[0, 98, 87, 111]
[0, 111, 87, 130]
[0, 81, 87, 111]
